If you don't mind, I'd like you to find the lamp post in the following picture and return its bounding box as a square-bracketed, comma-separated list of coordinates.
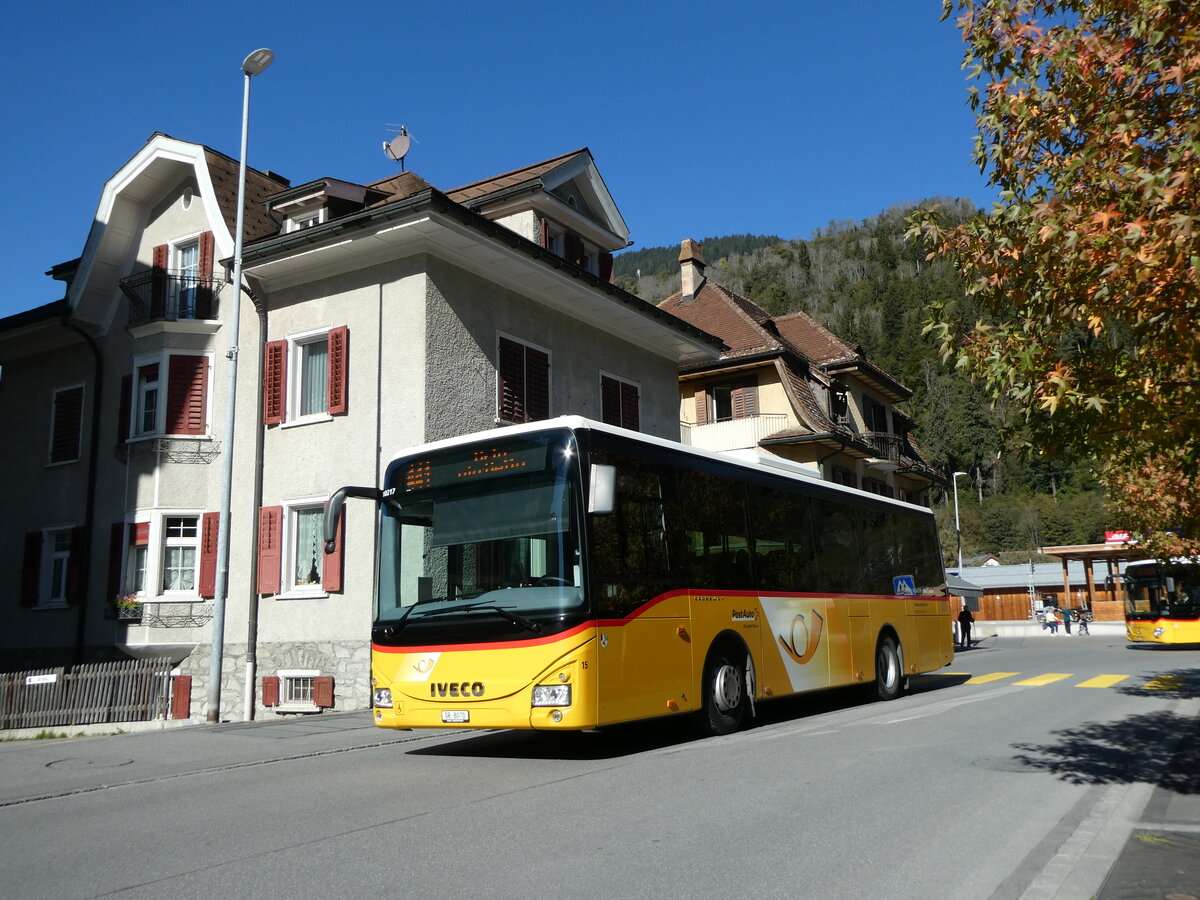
[952, 471, 968, 573]
[206, 48, 275, 724]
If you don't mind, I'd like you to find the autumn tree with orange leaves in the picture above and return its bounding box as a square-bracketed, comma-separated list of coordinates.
[909, 0, 1200, 555]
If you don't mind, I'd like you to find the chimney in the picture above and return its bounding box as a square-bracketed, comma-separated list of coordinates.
[678, 239, 706, 305]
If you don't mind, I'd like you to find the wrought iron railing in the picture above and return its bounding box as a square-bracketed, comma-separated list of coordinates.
[119, 271, 222, 327]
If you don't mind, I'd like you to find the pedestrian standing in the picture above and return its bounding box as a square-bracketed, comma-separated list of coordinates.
[1047, 608, 1059, 634]
[958, 605, 975, 650]
[1062, 608, 1072, 635]
[1078, 611, 1090, 636]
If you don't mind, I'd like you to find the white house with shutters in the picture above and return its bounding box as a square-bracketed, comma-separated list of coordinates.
[0, 134, 720, 720]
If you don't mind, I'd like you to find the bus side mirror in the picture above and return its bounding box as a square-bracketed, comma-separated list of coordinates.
[588, 464, 616, 516]
[324, 485, 382, 553]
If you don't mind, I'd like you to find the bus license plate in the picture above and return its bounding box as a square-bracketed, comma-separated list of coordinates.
[441, 710, 469, 724]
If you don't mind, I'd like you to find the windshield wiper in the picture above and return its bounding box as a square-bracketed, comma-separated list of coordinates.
[415, 602, 542, 634]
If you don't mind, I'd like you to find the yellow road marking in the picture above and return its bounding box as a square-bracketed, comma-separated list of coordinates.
[1142, 675, 1185, 691]
[1076, 674, 1128, 689]
[1014, 673, 1073, 686]
[965, 672, 1018, 684]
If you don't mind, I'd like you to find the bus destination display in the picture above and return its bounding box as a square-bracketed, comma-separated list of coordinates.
[402, 444, 548, 491]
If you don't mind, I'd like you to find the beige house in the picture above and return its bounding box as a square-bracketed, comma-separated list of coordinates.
[659, 240, 940, 504]
[0, 135, 720, 720]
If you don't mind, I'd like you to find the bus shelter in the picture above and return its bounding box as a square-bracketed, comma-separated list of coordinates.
[1040, 542, 1144, 617]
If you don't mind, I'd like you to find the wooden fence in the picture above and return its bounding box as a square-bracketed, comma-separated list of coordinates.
[0, 657, 175, 730]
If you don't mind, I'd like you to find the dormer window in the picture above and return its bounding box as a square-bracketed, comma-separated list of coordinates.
[286, 206, 324, 233]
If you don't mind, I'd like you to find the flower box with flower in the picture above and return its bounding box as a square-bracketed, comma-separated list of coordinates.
[108, 593, 143, 621]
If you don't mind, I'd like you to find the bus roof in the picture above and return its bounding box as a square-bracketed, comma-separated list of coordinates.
[389, 416, 934, 515]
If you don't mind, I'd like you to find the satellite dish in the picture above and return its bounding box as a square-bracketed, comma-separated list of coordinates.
[383, 126, 411, 167]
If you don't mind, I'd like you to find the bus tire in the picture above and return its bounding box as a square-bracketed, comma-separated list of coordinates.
[875, 634, 905, 702]
[700, 641, 748, 736]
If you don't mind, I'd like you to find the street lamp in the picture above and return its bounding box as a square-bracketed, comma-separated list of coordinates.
[952, 471, 968, 573]
[206, 48, 275, 724]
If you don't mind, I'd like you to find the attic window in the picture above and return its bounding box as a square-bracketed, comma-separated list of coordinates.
[567, 194, 577, 208]
[286, 207, 324, 233]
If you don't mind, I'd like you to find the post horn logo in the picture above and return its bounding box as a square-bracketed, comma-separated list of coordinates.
[778, 609, 824, 665]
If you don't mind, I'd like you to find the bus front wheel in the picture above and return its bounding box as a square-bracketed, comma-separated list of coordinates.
[875, 635, 905, 701]
[700, 643, 749, 736]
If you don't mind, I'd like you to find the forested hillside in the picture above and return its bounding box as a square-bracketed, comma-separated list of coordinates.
[614, 200, 1111, 564]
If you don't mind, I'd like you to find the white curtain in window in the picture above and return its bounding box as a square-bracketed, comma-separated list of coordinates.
[300, 340, 328, 416]
[163, 547, 196, 591]
[295, 507, 324, 585]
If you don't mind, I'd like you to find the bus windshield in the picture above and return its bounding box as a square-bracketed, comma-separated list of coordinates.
[375, 431, 585, 641]
[1125, 563, 1200, 621]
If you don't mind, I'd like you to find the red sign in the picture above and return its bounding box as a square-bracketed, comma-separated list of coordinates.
[1105, 530, 1131, 544]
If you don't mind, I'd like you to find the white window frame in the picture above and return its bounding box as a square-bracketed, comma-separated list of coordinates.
[47, 383, 85, 466]
[132, 354, 163, 439]
[38, 527, 74, 610]
[285, 205, 325, 234]
[160, 514, 201, 596]
[172, 235, 201, 320]
[545, 223, 564, 257]
[280, 498, 329, 598]
[125, 521, 151, 598]
[283, 327, 333, 427]
[277, 669, 321, 712]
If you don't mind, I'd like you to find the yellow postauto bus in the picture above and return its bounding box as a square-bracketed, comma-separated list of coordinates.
[325, 417, 953, 736]
[1124, 559, 1200, 644]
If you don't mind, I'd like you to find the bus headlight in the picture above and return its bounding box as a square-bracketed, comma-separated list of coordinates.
[373, 688, 393, 708]
[532, 685, 571, 707]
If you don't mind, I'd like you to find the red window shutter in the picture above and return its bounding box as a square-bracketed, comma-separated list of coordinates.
[322, 501, 344, 593]
[151, 244, 169, 319]
[620, 381, 640, 431]
[106, 522, 125, 601]
[540, 218, 550, 249]
[498, 337, 525, 422]
[65, 526, 87, 607]
[694, 388, 709, 425]
[599, 251, 614, 283]
[314, 676, 335, 708]
[170, 675, 192, 719]
[195, 231, 215, 319]
[165, 355, 208, 435]
[327, 326, 348, 415]
[21, 532, 42, 608]
[50, 386, 84, 463]
[263, 340, 287, 425]
[262, 676, 280, 707]
[600, 376, 621, 426]
[256, 506, 283, 594]
[525, 347, 550, 421]
[199, 512, 220, 599]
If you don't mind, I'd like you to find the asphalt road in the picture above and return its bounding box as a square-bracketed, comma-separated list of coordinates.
[1, 633, 1196, 900]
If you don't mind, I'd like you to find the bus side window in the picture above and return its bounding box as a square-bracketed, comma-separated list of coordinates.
[747, 484, 818, 593]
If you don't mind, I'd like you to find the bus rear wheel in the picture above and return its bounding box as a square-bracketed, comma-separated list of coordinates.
[875, 635, 905, 701]
[700, 643, 749, 736]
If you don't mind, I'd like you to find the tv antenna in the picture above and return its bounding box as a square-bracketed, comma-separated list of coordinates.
[382, 125, 413, 171]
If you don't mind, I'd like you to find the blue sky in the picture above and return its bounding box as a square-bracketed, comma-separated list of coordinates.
[0, 0, 990, 319]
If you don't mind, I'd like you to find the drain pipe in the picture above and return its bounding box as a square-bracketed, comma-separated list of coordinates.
[61, 312, 102, 664]
[243, 281, 267, 720]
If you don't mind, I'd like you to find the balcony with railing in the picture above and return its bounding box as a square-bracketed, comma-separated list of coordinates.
[119, 271, 223, 328]
[680, 414, 789, 452]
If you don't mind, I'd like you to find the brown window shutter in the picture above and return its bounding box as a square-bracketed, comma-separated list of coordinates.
[741, 381, 758, 417]
[599, 251, 614, 283]
[600, 376, 621, 426]
[525, 347, 550, 421]
[322, 501, 344, 593]
[565, 234, 584, 267]
[165, 355, 208, 435]
[118, 374, 132, 445]
[262, 676, 280, 707]
[327, 326, 348, 415]
[621, 381, 640, 431]
[263, 340, 287, 425]
[151, 244, 169, 319]
[65, 526, 87, 607]
[256, 506, 283, 594]
[314, 676, 335, 708]
[498, 337, 525, 422]
[694, 388, 709, 425]
[170, 675, 193, 719]
[106, 522, 125, 601]
[199, 512, 220, 599]
[21, 532, 42, 608]
[540, 217, 550, 249]
[50, 386, 84, 463]
[195, 231, 215, 318]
